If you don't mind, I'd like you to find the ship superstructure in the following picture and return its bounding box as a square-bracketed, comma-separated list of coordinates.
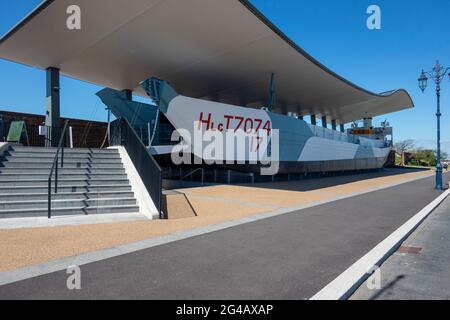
[97, 78, 397, 175]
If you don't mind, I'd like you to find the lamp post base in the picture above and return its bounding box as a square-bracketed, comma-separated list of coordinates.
[436, 164, 444, 190]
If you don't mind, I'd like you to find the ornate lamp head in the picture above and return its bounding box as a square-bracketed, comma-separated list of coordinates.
[418, 70, 428, 93]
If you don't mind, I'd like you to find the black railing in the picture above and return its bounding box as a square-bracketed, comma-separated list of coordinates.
[181, 168, 205, 186]
[110, 118, 164, 219]
[47, 121, 70, 219]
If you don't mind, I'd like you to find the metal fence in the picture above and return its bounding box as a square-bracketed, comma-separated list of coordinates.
[0, 109, 107, 148]
[307, 125, 391, 148]
[132, 123, 177, 147]
[0, 123, 66, 147]
[30, 125, 66, 147]
[110, 118, 164, 219]
[308, 124, 360, 144]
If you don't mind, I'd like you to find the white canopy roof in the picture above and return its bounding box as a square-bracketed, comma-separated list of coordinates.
[0, 0, 414, 123]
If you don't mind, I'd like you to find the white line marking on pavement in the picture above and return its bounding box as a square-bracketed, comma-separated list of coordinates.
[310, 188, 450, 300]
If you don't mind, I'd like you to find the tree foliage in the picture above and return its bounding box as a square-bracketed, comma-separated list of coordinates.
[394, 139, 415, 154]
[394, 140, 416, 166]
[408, 149, 448, 167]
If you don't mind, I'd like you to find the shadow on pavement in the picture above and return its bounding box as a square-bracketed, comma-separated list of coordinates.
[368, 275, 406, 300]
[243, 168, 432, 193]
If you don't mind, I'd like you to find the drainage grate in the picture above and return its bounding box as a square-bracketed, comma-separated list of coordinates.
[397, 246, 422, 254]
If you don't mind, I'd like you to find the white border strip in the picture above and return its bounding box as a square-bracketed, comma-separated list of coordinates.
[109, 146, 158, 219]
[310, 188, 450, 300]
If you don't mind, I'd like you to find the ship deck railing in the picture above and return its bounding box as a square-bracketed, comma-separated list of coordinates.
[308, 124, 388, 148]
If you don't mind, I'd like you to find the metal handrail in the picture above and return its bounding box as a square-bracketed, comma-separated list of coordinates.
[181, 168, 205, 186]
[120, 117, 163, 171]
[47, 120, 70, 219]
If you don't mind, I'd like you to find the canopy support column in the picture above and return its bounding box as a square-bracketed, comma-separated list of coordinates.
[321, 116, 327, 128]
[45, 67, 60, 147]
[122, 89, 132, 101]
[340, 124, 345, 133]
[310, 115, 316, 125]
[331, 119, 337, 131]
[267, 73, 275, 112]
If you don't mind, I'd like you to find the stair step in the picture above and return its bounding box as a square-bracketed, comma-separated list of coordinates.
[0, 146, 143, 219]
[10, 146, 118, 155]
[0, 198, 137, 210]
[0, 178, 129, 187]
[0, 185, 132, 194]
[0, 168, 125, 174]
[1, 156, 122, 164]
[0, 173, 128, 180]
[0, 205, 140, 218]
[0, 162, 123, 169]
[0, 191, 135, 201]
[6, 151, 121, 159]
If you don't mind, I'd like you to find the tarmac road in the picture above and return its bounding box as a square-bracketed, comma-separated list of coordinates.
[0, 175, 447, 300]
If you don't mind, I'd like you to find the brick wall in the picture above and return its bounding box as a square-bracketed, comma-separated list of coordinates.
[0, 110, 108, 148]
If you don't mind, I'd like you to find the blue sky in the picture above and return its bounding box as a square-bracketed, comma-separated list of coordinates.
[1, 0, 450, 152]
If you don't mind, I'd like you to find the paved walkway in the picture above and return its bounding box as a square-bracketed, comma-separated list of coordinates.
[0, 168, 433, 272]
[351, 194, 450, 300]
[0, 174, 445, 299]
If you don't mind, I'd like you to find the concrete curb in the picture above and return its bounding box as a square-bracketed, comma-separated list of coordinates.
[310, 188, 450, 300]
[0, 172, 436, 286]
[0, 212, 149, 230]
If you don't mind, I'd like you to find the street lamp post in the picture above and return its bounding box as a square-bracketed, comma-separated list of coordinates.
[418, 61, 450, 190]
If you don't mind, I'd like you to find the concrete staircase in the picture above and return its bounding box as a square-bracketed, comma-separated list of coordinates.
[0, 145, 139, 218]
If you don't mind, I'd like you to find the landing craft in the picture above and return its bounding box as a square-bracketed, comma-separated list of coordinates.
[97, 77, 404, 175]
[0, 0, 415, 176]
